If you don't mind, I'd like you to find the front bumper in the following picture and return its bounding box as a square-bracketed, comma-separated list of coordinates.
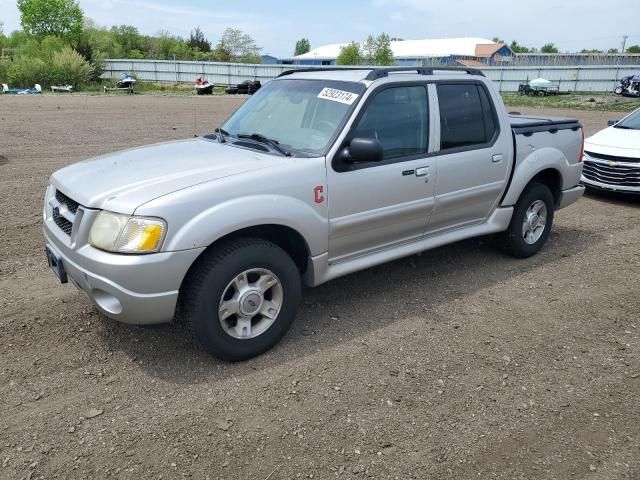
[44, 216, 204, 325]
[581, 175, 640, 194]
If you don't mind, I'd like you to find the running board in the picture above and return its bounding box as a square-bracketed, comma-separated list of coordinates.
[306, 207, 513, 286]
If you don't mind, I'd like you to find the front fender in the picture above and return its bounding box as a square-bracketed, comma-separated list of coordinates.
[162, 194, 328, 255]
[501, 146, 578, 206]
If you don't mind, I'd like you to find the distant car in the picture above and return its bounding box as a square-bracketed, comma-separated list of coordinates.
[582, 108, 640, 194]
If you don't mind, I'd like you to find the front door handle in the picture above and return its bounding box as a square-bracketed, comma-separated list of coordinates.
[492, 154, 504, 163]
[415, 166, 430, 177]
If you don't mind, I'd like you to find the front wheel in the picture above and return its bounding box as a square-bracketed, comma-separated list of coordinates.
[499, 183, 555, 258]
[614, 86, 623, 95]
[178, 238, 302, 361]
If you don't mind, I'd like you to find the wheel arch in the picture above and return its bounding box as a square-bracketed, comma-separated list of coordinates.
[182, 223, 312, 281]
[176, 223, 312, 323]
[501, 149, 566, 207]
[529, 168, 562, 206]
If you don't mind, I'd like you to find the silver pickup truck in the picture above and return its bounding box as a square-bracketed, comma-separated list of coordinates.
[44, 67, 584, 360]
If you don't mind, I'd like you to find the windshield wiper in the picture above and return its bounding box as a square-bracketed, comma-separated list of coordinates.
[614, 125, 634, 130]
[215, 127, 230, 143]
[237, 133, 292, 156]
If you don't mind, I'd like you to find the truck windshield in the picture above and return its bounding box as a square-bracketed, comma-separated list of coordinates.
[221, 79, 365, 155]
[615, 109, 640, 130]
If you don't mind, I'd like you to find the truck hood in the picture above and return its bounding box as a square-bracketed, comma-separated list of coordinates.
[50, 138, 282, 214]
[585, 126, 640, 159]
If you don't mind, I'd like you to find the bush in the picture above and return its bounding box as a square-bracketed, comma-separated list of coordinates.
[8, 57, 50, 86]
[0, 59, 10, 84]
[51, 46, 93, 87]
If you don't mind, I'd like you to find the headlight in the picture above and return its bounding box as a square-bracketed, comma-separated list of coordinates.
[89, 211, 167, 254]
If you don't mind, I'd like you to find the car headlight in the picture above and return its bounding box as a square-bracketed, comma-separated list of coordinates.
[89, 211, 167, 254]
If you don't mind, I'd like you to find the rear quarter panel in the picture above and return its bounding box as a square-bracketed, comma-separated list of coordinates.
[502, 127, 583, 206]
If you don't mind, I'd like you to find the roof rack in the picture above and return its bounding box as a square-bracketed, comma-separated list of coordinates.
[277, 66, 485, 79]
[364, 66, 485, 80]
[278, 67, 374, 77]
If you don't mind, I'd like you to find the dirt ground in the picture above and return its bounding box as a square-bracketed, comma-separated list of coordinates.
[0, 94, 638, 480]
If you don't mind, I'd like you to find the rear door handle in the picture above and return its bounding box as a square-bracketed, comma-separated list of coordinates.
[415, 166, 430, 177]
[492, 154, 504, 163]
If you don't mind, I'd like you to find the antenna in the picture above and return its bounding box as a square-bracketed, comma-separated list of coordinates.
[621, 35, 628, 53]
[193, 98, 198, 137]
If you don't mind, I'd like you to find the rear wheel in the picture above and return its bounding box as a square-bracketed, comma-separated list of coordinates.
[500, 182, 555, 258]
[179, 238, 301, 361]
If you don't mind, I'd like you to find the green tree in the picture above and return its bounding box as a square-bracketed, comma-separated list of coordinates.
[17, 0, 83, 39]
[362, 34, 375, 64]
[219, 28, 261, 62]
[188, 26, 210, 52]
[294, 38, 310, 56]
[607, 48, 619, 53]
[580, 48, 604, 53]
[336, 42, 361, 65]
[211, 40, 232, 62]
[492, 36, 504, 43]
[509, 40, 531, 53]
[373, 32, 394, 65]
[109, 25, 141, 57]
[627, 45, 640, 54]
[540, 43, 559, 53]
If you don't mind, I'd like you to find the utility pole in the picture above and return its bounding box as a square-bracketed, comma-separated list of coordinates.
[621, 35, 628, 53]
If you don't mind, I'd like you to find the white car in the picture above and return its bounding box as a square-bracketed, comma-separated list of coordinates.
[582, 108, 640, 194]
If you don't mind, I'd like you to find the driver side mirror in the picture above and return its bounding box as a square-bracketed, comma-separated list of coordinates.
[346, 137, 384, 163]
[607, 120, 619, 126]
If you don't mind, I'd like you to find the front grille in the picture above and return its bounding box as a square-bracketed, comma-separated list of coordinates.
[583, 152, 640, 188]
[53, 213, 73, 235]
[55, 190, 79, 214]
[52, 189, 82, 237]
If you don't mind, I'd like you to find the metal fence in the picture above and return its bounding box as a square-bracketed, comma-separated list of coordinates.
[102, 59, 640, 93]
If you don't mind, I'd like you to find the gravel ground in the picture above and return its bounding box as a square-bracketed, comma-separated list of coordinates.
[0, 95, 638, 480]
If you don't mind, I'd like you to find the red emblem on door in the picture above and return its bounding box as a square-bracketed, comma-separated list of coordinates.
[314, 185, 324, 204]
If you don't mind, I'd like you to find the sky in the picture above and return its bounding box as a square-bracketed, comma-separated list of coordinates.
[1, 0, 639, 57]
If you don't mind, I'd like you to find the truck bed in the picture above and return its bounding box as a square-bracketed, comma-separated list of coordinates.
[509, 114, 581, 135]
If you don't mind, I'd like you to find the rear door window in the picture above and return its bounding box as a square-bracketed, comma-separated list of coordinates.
[436, 83, 497, 151]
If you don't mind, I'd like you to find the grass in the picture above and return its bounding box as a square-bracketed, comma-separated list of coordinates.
[501, 92, 639, 113]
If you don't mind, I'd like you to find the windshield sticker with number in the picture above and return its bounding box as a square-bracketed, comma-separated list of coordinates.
[317, 88, 359, 105]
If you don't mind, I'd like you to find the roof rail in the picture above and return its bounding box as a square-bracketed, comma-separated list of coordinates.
[277, 67, 373, 77]
[364, 66, 485, 80]
[277, 66, 485, 80]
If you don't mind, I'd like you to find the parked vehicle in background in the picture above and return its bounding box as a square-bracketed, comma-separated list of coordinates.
[103, 73, 136, 94]
[2, 83, 42, 94]
[43, 67, 584, 361]
[518, 78, 560, 97]
[195, 77, 214, 95]
[582, 107, 640, 194]
[613, 75, 640, 97]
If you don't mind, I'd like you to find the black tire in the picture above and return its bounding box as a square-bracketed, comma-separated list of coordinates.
[178, 238, 301, 361]
[499, 182, 555, 258]
[537, 90, 546, 97]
